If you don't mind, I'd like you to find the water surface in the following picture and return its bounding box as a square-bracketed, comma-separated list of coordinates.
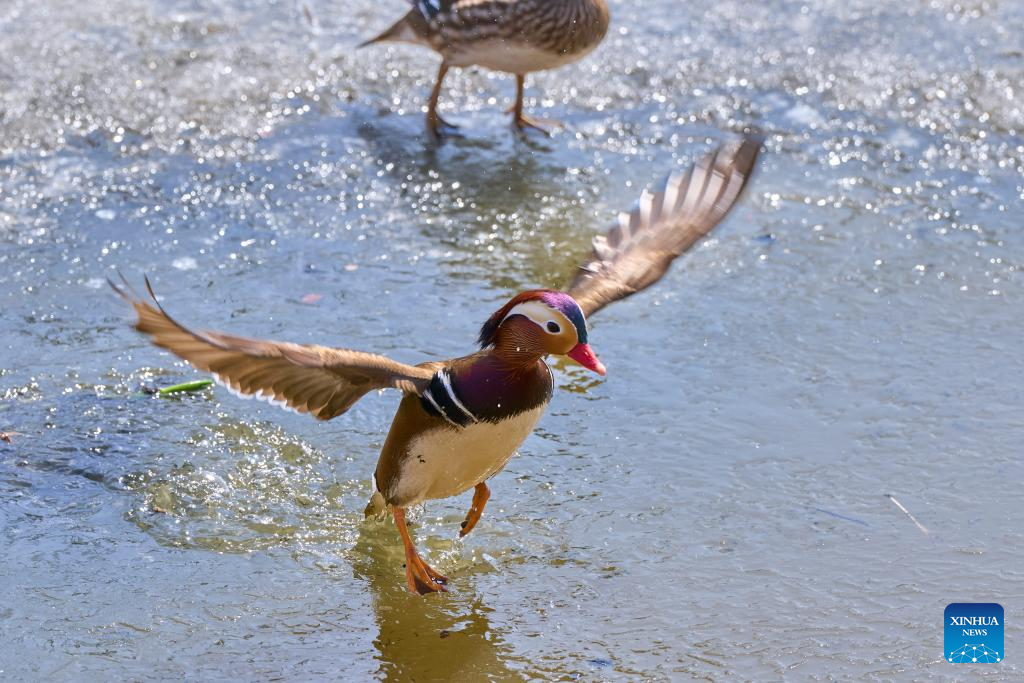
[1, 0, 1023, 679]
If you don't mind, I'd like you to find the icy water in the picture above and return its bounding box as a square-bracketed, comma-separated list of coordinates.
[1, 0, 1023, 679]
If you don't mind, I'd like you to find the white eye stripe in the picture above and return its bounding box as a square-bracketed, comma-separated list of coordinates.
[502, 301, 567, 334]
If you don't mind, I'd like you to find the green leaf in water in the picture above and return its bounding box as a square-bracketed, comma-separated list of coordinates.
[158, 379, 214, 396]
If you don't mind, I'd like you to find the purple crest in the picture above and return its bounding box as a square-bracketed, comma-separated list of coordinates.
[540, 291, 588, 344]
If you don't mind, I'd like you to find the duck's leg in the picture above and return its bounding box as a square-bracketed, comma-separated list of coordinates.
[393, 506, 448, 594]
[427, 62, 459, 139]
[511, 74, 555, 135]
[459, 482, 491, 538]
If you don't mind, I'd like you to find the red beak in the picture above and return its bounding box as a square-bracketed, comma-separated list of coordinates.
[567, 343, 606, 376]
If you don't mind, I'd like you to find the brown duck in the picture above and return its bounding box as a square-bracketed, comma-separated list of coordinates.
[361, 0, 611, 137]
[113, 137, 761, 594]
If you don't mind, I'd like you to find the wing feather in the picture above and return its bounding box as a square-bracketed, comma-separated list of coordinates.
[566, 135, 763, 318]
[111, 277, 433, 421]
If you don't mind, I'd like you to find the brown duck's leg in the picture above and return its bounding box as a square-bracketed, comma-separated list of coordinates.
[511, 73, 556, 136]
[427, 62, 458, 139]
[393, 506, 448, 594]
[459, 482, 491, 538]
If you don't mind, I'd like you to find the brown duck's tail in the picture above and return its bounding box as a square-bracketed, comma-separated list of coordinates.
[358, 10, 429, 48]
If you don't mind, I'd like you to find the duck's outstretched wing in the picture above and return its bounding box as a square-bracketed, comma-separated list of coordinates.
[567, 135, 763, 318]
[111, 277, 433, 421]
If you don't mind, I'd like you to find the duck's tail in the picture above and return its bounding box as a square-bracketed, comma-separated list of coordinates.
[363, 473, 389, 519]
[363, 490, 388, 519]
[359, 11, 428, 48]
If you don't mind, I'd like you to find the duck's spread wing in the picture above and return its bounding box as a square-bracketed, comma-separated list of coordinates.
[111, 278, 433, 421]
[567, 136, 763, 318]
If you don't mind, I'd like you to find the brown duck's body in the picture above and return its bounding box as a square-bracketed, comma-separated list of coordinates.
[384, 0, 610, 70]
[114, 137, 763, 594]
[364, 0, 610, 136]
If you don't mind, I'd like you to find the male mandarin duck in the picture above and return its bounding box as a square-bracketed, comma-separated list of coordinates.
[112, 137, 761, 594]
[361, 0, 611, 137]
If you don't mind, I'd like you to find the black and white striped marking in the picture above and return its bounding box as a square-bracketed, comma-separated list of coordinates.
[420, 369, 478, 428]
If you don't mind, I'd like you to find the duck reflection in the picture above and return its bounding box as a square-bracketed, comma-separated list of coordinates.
[350, 520, 521, 681]
[355, 115, 594, 291]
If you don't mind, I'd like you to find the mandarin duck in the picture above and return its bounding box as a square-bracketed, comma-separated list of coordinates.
[112, 136, 761, 594]
[361, 0, 611, 137]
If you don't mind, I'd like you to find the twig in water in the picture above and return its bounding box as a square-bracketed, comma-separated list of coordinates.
[885, 493, 930, 536]
[811, 507, 869, 527]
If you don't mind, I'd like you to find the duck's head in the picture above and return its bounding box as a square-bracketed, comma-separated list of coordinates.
[478, 290, 606, 375]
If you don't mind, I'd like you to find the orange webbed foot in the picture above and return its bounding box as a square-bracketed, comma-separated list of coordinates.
[459, 482, 491, 538]
[405, 555, 449, 595]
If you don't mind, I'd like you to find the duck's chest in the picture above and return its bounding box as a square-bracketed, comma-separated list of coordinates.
[445, 39, 586, 73]
[397, 404, 548, 503]
[390, 360, 553, 504]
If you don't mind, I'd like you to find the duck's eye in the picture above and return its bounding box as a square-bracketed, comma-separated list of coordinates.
[546, 321, 561, 334]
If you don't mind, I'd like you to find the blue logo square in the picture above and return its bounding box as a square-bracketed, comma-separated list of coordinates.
[945, 603, 1003, 663]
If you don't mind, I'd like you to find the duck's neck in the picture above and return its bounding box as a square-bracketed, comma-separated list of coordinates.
[489, 318, 546, 375]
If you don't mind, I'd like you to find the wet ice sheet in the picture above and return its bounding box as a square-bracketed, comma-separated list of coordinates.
[1, 0, 1023, 679]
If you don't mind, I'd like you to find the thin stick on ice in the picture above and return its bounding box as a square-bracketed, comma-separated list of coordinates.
[885, 493, 930, 536]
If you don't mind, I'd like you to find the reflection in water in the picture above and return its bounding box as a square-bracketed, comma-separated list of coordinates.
[350, 521, 522, 681]
[355, 112, 599, 291]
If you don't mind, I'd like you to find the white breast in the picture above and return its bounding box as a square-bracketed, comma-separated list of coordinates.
[447, 40, 589, 73]
[391, 406, 546, 505]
